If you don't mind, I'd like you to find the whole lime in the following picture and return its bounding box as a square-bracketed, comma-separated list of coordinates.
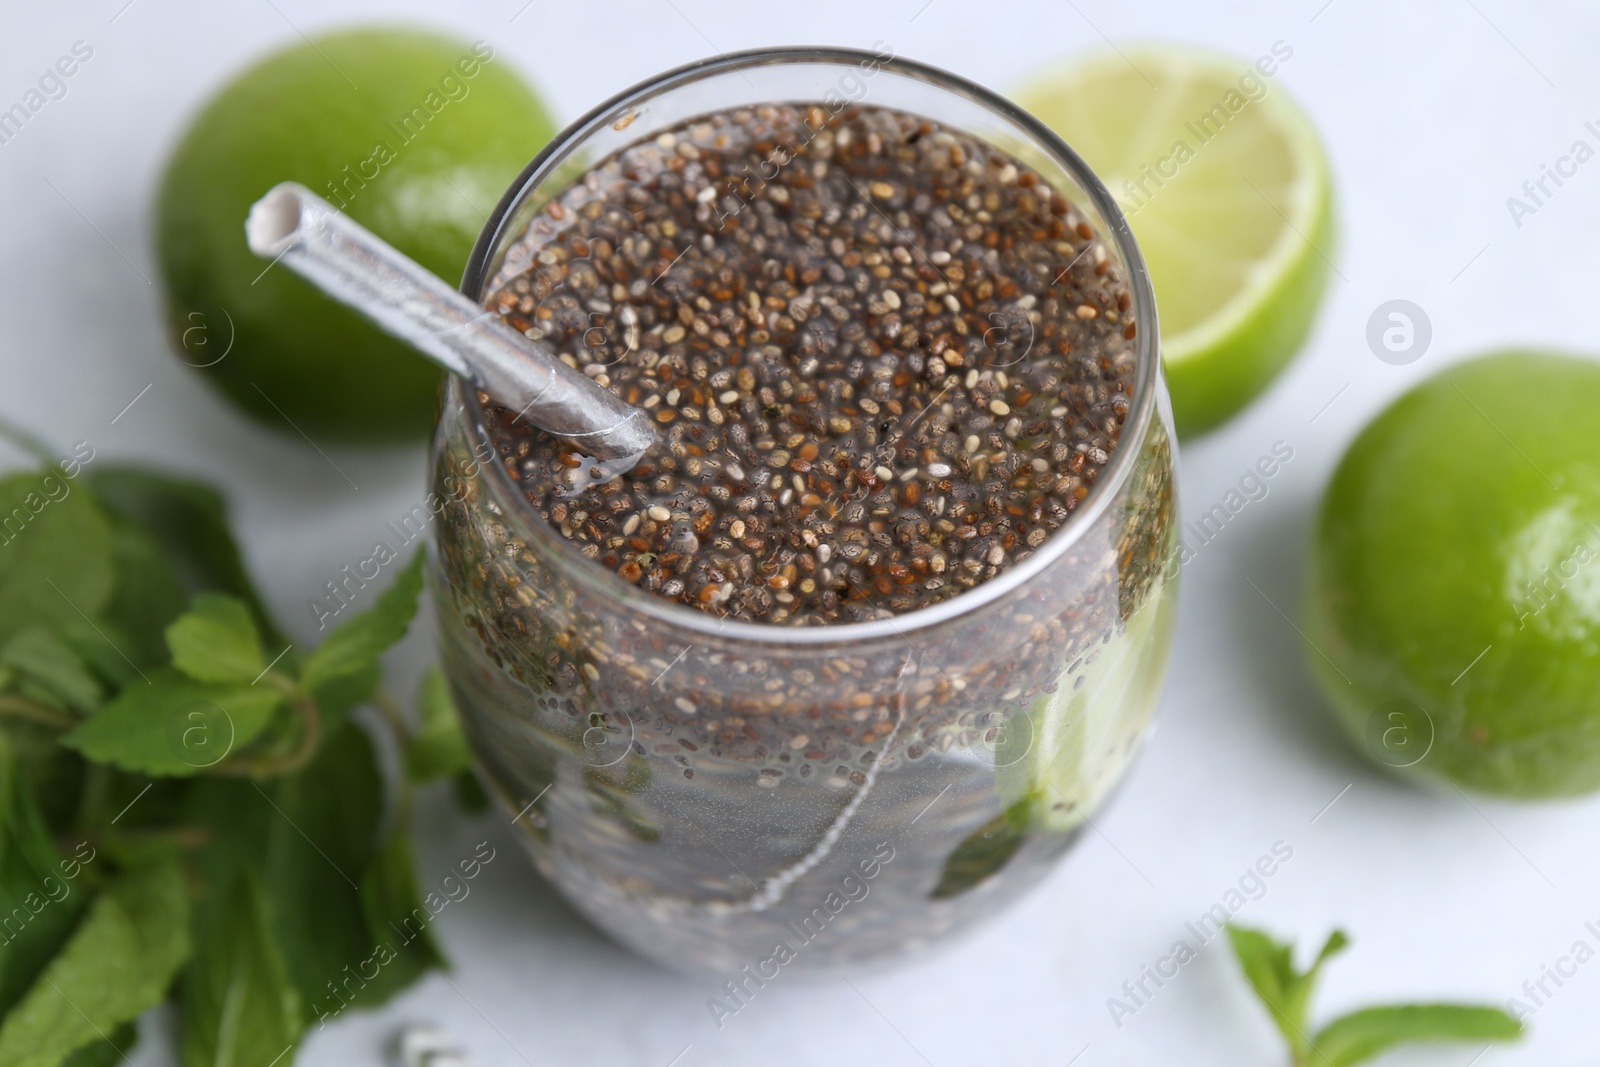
[1305, 352, 1600, 797]
[156, 28, 556, 442]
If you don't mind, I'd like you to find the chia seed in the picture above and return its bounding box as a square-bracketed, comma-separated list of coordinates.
[477, 103, 1136, 625]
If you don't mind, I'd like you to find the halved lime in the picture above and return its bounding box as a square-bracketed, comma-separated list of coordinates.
[1015, 45, 1334, 435]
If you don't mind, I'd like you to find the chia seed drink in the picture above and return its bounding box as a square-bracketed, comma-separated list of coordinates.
[431, 50, 1177, 975]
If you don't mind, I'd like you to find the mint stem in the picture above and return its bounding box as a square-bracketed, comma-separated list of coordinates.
[0, 694, 76, 730]
[213, 677, 322, 779]
[372, 686, 416, 823]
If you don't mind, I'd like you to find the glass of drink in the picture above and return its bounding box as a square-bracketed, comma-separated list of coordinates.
[430, 46, 1177, 975]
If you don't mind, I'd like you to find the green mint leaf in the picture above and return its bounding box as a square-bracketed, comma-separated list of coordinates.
[100, 509, 188, 668]
[308, 660, 380, 732]
[586, 753, 650, 796]
[1311, 929, 1350, 968]
[0, 469, 115, 646]
[299, 551, 424, 693]
[60, 1023, 137, 1067]
[0, 627, 102, 715]
[166, 594, 265, 685]
[452, 770, 490, 813]
[405, 668, 471, 783]
[259, 719, 389, 1013]
[1312, 1004, 1522, 1067]
[83, 465, 286, 647]
[178, 778, 272, 928]
[177, 731, 438, 1030]
[0, 737, 90, 1014]
[1226, 925, 1307, 1057]
[1280, 929, 1350, 1051]
[181, 870, 303, 1067]
[930, 795, 1033, 899]
[583, 764, 661, 843]
[53, 618, 145, 692]
[352, 828, 448, 1008]
[0, 858, 191, 1067]
[61, 669, 283, 776]
[10, 727, 90, 839]
[1227, 927, 1512, 1067]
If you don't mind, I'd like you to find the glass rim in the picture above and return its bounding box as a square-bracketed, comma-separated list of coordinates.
[456, 44, 1163, 647]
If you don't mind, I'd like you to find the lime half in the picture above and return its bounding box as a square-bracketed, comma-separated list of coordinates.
[1016, 45, 1334, 435]
[996, 577, 1176, 830]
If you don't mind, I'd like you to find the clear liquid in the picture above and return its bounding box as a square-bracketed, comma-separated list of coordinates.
[431, 538, 1173, 974]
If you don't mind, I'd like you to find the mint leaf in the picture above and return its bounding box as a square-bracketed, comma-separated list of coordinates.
[62, 669, 283, 776]
[0, 858, 190, 1067]
[453, 771, 490, 813]
[54, 618, 145, 692]
[1229, 927, 1519, 1067]
[0, 737, 89, 1014]
[0, 469, 115, 646]
[1288, 930, 1349, 1026]
[259, 719, 389, 1013]
[1312, 1005, 1522, 1067]
[405, 668, 471, 783]
[1227, 925, 1348, 1061]
[8, 726, 89, 840]
[181, 870, 303, 1067]
[930, 795, 1033, 899]
[100, 509, 188, 668]
[60, 1023, 137, 1067]
[354, 829, 447, 1006]
[1, 627, 102, 715]
[309, 659, 381, 732]
[179, 777, 271, 920]
[1226, 924, 1296, 1018]
[583, 765, 661, 843]
[175, 733, 430, 1043]
[166, 594, 265, 685]
[299, 551, 424, 692]
[83, 465, 285, 647]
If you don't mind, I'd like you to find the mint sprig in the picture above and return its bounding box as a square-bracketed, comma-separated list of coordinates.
[0, 454, 477, 1067]
[1227, 925, 1523, 1067]
[57, 553, 423, 782]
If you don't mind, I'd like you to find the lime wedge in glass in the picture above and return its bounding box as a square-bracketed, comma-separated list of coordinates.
[995, 580, 1176, 831]
[1015, 45, 1334, 435]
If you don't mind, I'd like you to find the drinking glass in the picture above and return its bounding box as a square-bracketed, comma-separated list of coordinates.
[429, 46, 1177, 975]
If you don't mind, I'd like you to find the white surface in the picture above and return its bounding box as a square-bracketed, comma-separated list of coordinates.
[4, 1, 1600, 1064]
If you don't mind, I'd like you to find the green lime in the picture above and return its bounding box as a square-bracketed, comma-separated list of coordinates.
[156, 28, 556, 442]
[996, 579, 1176, 830]
[1305, 352, 1600, 798]
[1014, 45, 1334, 436]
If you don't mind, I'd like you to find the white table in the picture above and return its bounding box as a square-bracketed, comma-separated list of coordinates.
[4, 1, 1598, 1063]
